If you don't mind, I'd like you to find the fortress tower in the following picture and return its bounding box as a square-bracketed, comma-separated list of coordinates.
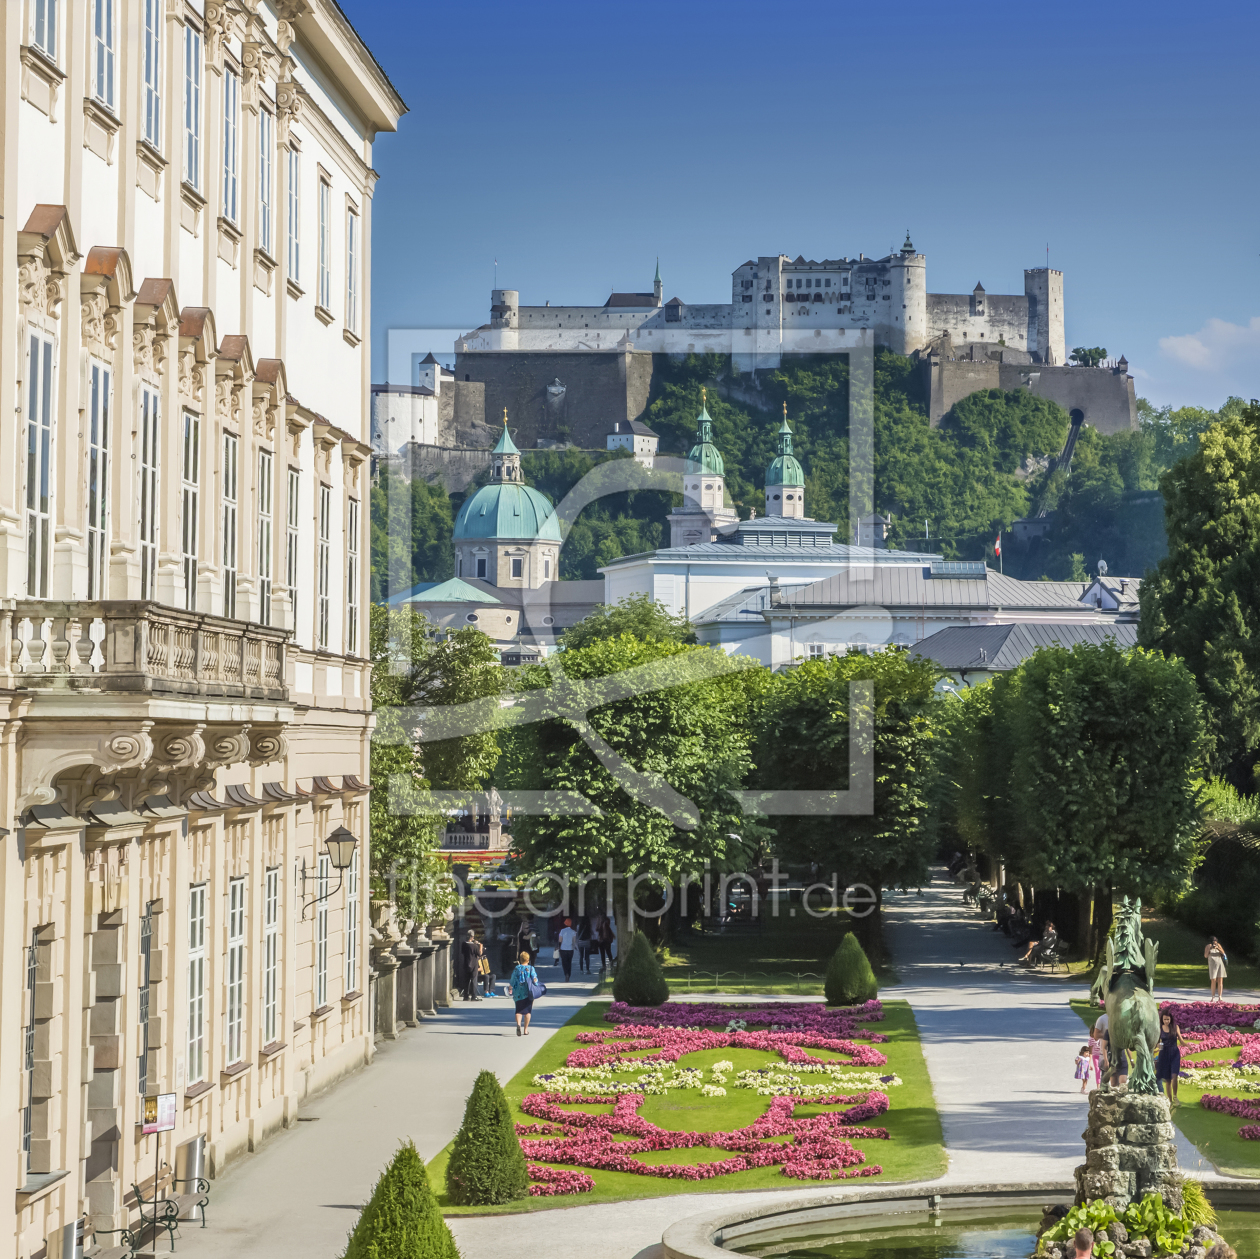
[1024, 268, 1065, 366]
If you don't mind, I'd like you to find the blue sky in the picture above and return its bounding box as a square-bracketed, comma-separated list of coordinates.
[347, 0, 1258, 409]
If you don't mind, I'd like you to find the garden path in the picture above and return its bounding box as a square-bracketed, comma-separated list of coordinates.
[173, 969, 598, 1259]
[878, 872, 1209, 1182]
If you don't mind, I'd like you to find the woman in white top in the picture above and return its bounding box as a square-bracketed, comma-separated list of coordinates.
[557, 918, 577, 981]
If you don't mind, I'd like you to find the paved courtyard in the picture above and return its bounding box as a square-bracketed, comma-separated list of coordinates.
[177, 874, 1228, 1258]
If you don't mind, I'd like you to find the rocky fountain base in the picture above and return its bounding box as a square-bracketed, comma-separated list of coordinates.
[1075, 1091, 1183, 1212]
[1035, 1091, 1224, 1259]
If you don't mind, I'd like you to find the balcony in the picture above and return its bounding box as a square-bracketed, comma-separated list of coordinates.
[0, 601, 288, 701]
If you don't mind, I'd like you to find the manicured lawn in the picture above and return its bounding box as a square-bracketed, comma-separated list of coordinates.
[429, 998, 944, 1214]
[1069, 998, 1260, 1178]
[644, 896, 897, 996]
[1138, 913, 1260, 994]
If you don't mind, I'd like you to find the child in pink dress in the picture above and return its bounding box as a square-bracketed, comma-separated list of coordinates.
[1087, 1031, 1105, 1088]
[1075, 1046, 1091, 1092]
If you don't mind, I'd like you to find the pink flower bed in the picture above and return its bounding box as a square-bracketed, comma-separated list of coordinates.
[1200, 1093, 1260, 1138]
[566, 1026, 889, 1070]
[514, 1001, 895, 1196]
[1158, 1001, 1260, 1069]
[605, 999, 885, 1038]
[526, 1164, 595, 1196]
[516, 1090, 887, 1182]
[1161, 1000, 1260, 1031]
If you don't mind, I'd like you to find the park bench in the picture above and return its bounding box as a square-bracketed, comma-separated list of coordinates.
[1032, 942, 1064, 973]
[84, 1225, 138, 1259]
[129, 1170, 211, 1251]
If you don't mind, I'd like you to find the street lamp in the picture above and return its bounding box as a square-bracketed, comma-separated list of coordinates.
[301, 825, 359, 919]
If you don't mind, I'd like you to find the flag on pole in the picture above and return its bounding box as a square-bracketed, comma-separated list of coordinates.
[994, 532, 1002, 558]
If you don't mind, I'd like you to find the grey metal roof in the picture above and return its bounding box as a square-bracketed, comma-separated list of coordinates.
[758, 568, 1080, 612]
[602, 542, 940, 568]
[912, 621, 1139, 671]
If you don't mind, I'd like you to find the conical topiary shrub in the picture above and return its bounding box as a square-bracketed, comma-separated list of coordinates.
[824, 932, 878, 1006]
[342, 1140, 460, 1259]
[611, 931, 670, 1007]
[445, 1069, 529, 1205]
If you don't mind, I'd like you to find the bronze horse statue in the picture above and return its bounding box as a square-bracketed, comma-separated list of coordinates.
[1090, 896, 1161, 1094]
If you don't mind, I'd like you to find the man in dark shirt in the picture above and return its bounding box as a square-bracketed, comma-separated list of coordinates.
[460, 930, 482, 1000]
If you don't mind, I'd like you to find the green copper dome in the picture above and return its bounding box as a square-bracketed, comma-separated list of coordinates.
[766, 417, 804, 486]
[453, 482, 562, 542]
[686, 401, 725, 475]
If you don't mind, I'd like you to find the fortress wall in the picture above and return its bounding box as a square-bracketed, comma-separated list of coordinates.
[926, 293, 1032, 354]
[453, 350, 658, 448]
[1001, 364, 1137, 434]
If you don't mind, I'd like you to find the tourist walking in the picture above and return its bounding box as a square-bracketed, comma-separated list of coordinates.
[576, 916, 593, 973]
[1205, 936, 1228, 1003]
[1075, 1045, 1091, 1093]
[557, 917, 577, 980]
[459, 930, 483, 1002]
[595, 913, 614, 972]
[516, 917, 537, 967]
[509, 951, 540, 1036]
[1156, 1009, 1186, 1105]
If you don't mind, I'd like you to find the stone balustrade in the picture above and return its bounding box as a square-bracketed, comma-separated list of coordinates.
[0, 601, 289, 701]
[439, 831, 512, 850]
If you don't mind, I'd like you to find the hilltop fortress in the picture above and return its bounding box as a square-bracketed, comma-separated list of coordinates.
[443, 237, 1135, 450]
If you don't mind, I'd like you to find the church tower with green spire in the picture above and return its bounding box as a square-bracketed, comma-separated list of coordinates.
[667, 391, 739, 546]
[765, 405, 806, 519]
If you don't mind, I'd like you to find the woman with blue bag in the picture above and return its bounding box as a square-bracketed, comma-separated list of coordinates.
[510, 951, 545, 1036]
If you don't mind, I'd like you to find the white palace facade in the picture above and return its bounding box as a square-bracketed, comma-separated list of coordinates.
[0, 2, 402, 1254]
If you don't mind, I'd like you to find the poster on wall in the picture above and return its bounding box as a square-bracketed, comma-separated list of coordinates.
[140, 1093, 177, 1135]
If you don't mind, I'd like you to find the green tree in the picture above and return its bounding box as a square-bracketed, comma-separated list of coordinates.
[1139, 403, 1260, 778]
[369, 605, 504, 919]
[499, 634, 761, 941]
[1069, 347, 1108, 368]
[342, 1141, 460, 1259]
[824, 933, 878, 1006]
[611, 931, 670, 1005]
[562, 593, 696, 650]
[445, 1070, 529, 1206]
[989, 642, 1206, 951]
[751, 649, 941, 899]
[370, 471, 454, 602]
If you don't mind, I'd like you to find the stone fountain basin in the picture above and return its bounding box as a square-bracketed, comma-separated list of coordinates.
[661, 1181, 1260, 1259]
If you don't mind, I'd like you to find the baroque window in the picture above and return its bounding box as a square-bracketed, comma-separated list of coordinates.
[286, 468, 300, 613]
[32, 0, 58, 62]
[287, 147, 300, 283]
[317, 178, 332, 310]
[181, 412, 200, 611]
[222, 67, 239, 223]
[25, 334, 55, 599]
[86, 362, 111, 600]
[345, 850, 359, 995]
[345, 209, 359, 332]
[346, 498, 359, 654]
[259, 109, 274, 256]
[263, 868, 279, 1044]
[317, 484, 331, 649]
[258, 450, 273, 625]
[315, 853, 330, 1007]
[187, 885, 207, 1084]
[138, 387, 160, 600]
[226, 878, 245, 1064]
[184, 26, 201, 187]
[222, 432, 238, 618]
[142, 0, 161, 147]
[92, 0, 114, 110]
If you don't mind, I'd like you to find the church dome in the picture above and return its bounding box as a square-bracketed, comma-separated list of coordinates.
[686, 400, 725, 475]
[766, 416, 804, 486]
[453, 482, 562, 542]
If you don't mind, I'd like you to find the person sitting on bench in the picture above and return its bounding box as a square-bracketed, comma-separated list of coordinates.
[1019, 920, 1059, 965]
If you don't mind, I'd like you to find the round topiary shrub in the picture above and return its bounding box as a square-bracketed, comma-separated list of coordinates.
[445, 1069, 529, 1205]
[611, 931, 671, 1007]
[824, 932, 878, 1006]
[342, 1140, 460, 1259]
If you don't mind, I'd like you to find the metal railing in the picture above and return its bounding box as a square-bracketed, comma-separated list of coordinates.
[0, 600, 288, 700]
